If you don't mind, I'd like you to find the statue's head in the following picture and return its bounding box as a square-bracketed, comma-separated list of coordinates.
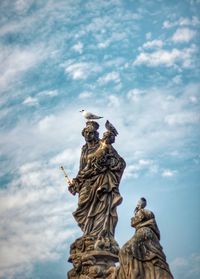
[137, 197, 147, 209]
[102, 131, 116, 144]
[82, 121, 99, 143]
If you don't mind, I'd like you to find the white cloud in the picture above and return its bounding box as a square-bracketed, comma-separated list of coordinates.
[162, 169, 177, 177]
[171, 28, 197, 43]
[107, 95, 120, 107]
[23, 96, 38, 106]
[15, 0, 33, 13]
[104, 57, 125, 68]
[20, 161, 42, 174]
[165, 112, 200, 125]
[72, 42, 83, 54]
[142, 39, 164, 49]
[0, 46, 43, 91]
[95, 31, 126, 49]
[171, 254, 200, 279]
[133, 45, 197, 68]
[163, 20, 172, 29]
[0, 161, 78, 279]
[139, 159, 153, 166]
[163, 16, 200, 29]
[50, 148, 80, 166]
[98, 71, 120, 85]
[127, 88, 143, 102]
[0, 4, 38, 37]
[125, 165, 140, 178]
[0, 107, 84, 170]
[84, 16, 112, 33]
[65, 63, 89, 80]
[78, 91, 92, 99]
[189, 95, 198, 103]
[183, 83, 200, 105]
[134, 49, 179, 67]
[38, 115, 56, 132]
[178, 16, 200, 26]
[97, 40, 111, 49]
[38, 90, 58, 97]
[124, 159, 158, 179]
[171, 257, 188, 268]
[65, 62, 100, 80]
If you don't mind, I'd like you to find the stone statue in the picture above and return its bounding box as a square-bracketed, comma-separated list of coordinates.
[64, 119, 174, 279]
[118, 197, 174, 279]
[67, 120, 126, 278]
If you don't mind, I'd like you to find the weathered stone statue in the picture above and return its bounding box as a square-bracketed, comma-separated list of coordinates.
[67, 120, 126, 278]
[118, 198, 174, 279]
[64, 119, 174, 279]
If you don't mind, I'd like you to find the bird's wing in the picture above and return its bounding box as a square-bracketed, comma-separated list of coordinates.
[85, 111, 102, 119]
[88, 113, 99, 118]
[105, 120, 118, 135]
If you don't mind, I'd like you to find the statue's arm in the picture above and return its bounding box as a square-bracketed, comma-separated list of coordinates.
[131, 210, 145, 227]
[108, 146, 126, 171]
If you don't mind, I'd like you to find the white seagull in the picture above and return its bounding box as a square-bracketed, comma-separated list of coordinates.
[80, 109, 103, 120]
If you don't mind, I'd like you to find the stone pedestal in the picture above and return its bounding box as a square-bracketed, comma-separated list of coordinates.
[68, 235, 119, 279]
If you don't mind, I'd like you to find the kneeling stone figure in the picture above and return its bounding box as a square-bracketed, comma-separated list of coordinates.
[118, 198, 174, 279]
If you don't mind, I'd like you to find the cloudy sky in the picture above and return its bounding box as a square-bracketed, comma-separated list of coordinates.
[0, 0, 200, 278]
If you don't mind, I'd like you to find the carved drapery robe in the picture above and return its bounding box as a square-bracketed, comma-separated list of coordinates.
[118, 209, 174, 279]
[73, 140, 126, 238]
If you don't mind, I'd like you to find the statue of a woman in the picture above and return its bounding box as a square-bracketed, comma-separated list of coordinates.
[118, 198, 174, 279]
[68, 121, 126, 239]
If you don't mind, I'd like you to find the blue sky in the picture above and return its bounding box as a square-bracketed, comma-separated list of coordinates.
[0, 0, 200, 278]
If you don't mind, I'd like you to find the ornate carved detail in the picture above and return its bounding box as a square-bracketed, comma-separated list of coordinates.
[69, 235, 120, 260]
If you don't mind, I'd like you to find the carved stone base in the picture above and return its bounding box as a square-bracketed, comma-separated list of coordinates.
[68, 236, 119, 279]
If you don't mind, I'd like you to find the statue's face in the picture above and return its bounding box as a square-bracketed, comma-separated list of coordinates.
[136, 198, 146, 209]
[84, 130, 96, 143]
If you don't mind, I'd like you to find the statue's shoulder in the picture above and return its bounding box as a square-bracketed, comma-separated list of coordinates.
[81, 144, 88, 152]
[141, 209, 155, 219]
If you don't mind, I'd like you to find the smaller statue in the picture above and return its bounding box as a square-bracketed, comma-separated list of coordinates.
[118, 198, 174, 279]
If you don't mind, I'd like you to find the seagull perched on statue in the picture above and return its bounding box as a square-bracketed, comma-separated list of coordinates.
[105, 120, 118, 136]
[80, 110, 103, 120]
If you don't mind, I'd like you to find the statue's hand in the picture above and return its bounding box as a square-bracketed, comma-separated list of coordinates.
[68, 185, 76, 195]
[68, 179, 77, 195]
